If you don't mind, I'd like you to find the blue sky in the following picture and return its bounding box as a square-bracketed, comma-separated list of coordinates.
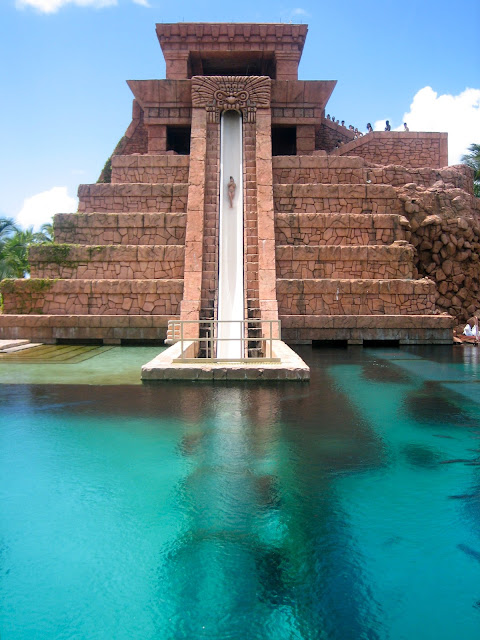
[1, 0, 479, 229]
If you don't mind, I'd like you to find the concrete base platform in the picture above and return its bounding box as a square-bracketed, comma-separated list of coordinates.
[280, 314, 454, 344]
[0, 339, 30, 352]
[0, 342, 42, 354]
[141, 340, 310, 381]
[0, 315, 175, 344]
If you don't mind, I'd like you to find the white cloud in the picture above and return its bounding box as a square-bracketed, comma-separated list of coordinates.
[132, 0, 150, 6]
[15, 0, 118, 12]
[373, 118, 392, 132]
[280, 7, 309, 21]
[16, 187, 78, 231]
[374, 86, 480, 164]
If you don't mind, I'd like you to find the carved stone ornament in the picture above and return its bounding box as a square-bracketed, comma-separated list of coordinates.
[191, 76, 271, 123]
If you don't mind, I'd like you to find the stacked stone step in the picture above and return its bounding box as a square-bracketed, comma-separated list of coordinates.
[272, 155, 472, 191]
[111, 154, 189, 184]
[0, 155, 189, 344]
[272, 161, 452, 344]
[54, 212, 186, 246]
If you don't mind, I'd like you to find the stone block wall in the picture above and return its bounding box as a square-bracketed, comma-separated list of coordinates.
[0, 314, 171, 344]
[29, 245, 185, 280]
[275, 212, 410, 246]
[315, 121, 354, 152]
[111, 155, 189, 184]
[276, 244, 414, 279]
[54, 212, 186, 246]
[280, 314, 454, 345]
[1, 279, 183, 316]
[273, 156, 472, 193]
[274, 184, 402, 214]
[77, 184, 188, 213]
[398, 182, 480, 323]
[334, 132, 448, 169]
[277, 278, 436, 316]
[118, 101, 148, 156]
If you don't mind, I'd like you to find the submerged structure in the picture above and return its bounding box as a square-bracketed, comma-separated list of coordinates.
[3, 22, 480, 377]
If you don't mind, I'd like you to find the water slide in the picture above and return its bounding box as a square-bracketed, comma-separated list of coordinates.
[217, 111, 244, 359]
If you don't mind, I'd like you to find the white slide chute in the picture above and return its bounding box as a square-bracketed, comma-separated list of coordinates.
[217, 110, 244, 359]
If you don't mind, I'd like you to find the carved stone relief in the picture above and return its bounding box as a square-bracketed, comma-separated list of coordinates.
[191, 76, 271, 123]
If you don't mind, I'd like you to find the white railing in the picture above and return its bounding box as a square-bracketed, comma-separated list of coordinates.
[166, 318, 281, 363]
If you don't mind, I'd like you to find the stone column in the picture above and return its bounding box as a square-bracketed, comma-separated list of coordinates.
[256, 108, 280, 339]
[147, 124, 167, 154]
[296, 125, 316, 155]
[180, 106, 207, 340]
[275, 52, 301, 81]
[164, 51, 190, 80]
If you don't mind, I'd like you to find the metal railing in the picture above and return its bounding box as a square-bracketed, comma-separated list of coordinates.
[166, 318, 281, 363]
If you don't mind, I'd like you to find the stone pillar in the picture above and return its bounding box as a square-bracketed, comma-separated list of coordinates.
[147, 124, 167, 154]
[275, 52, 301, 80]
[439, 133, 448, 168]
[296, 124, 316, 155]
[164, 51, 190, 80]
[256, 108, 280, 339]
[180, 107, 207, 340]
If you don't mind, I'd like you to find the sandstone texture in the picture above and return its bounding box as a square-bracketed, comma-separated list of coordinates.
[1, 21, 474, 349]
[397, 179, 480, 324]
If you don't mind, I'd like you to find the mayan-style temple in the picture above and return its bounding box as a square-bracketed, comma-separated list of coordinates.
[5, 21, 478, 378]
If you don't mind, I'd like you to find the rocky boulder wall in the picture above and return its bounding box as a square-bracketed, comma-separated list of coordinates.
[398, 179, 480, 325]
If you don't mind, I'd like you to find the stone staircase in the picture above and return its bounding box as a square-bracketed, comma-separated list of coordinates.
[272, 155, 453, 344]
[0, 156, 188, 344]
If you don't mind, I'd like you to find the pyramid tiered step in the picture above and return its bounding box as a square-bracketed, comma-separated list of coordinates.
[54, 212, 186, 245]
[273, 158, 452, 345]
[0, 171, 187, 344]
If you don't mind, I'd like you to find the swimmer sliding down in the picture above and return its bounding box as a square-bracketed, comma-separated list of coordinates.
[228, 176, 236, 208]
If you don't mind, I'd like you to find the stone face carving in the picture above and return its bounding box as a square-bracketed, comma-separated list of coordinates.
[191, 76, 271, 123]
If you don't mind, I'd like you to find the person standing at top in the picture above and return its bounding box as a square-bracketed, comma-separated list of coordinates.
[227, 176, 236, 208]
[366, 123, 373, 133]
[385, 120, 391, 131]
[404, 122, 409, 131]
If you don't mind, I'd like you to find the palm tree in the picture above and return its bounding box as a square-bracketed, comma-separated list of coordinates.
[461, 143, 480, 197]
[0, 217, 18, 239]
[0, 217, 20, 280]
[39, 221, 54, 243]
[0, 221, 50, 280]
[1, 229, 38, 278]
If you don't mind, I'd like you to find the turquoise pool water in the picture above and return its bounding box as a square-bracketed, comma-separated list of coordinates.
[1, 345, 479, 639]
[0, 344, 164, 385]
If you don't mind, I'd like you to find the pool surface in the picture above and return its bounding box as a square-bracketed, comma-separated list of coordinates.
[1, 345, 479, 639]
[0, 344, 164, 385]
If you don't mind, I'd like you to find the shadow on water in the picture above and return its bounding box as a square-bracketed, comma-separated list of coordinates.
[360, 360, 412, 384]
[405, 381, 479, 429]
[402, 443, 443, 469]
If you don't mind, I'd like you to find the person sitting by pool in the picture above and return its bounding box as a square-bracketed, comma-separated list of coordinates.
[463, 318, 477, 336]
[463, 317, 479, 344]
